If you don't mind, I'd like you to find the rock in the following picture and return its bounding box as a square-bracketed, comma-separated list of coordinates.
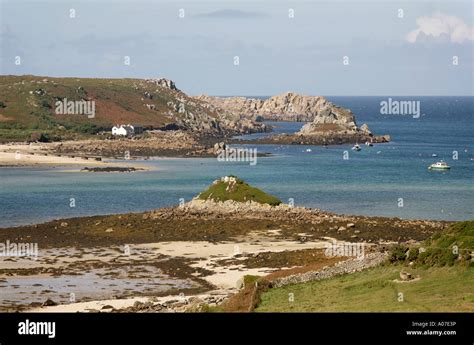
[346, 223, 355, 228]
[298, 105, 358, 135]
[213, 142, 226, 153]
[337, 226, 346, 232]
[354, 230, 361, 234]
[42, 298, 57, 307]
[27, 132, 50, 143]
[105, 228, 114, 233]
[360, 123, 372, 135]
[33, 88, 46, 96]
[400, 271, 412, 281]
[144, 91, 153, 99]
[146, 78, 178, 91]
[195, 92, 332, 122]
[194, 92, 387, 140]
[60, 222, 68, 227]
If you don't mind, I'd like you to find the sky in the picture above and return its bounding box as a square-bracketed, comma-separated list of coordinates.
[0, 0, 473, 96]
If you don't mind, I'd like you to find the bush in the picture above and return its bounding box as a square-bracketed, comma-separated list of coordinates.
[409, 221, 474, 267]
[72, 123, 102, 135]
[40, 100, 52, 109]
[27, 132, 50, 143]
[407, 247, 419, 261]
[389, 244, 408, 263]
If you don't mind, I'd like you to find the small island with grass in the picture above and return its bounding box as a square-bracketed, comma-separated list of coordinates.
[197, 176, 282, 206]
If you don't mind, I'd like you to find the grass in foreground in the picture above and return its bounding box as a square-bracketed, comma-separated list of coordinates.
[255, 265, 474, 312]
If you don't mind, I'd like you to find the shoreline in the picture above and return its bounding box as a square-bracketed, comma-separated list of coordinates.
[0, 198, 454, 313]
[0, 197, 456, 230]
[0, 143, 152, 170]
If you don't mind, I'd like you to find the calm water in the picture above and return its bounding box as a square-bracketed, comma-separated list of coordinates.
[1, 97, 473, 227]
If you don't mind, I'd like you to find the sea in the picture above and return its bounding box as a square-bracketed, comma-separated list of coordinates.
[1, 96, 473, 227]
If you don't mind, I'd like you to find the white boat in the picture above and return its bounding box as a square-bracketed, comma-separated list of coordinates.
[431, 153, 438, 157]
[306, 148, 312, 152]
[352, 144, 361, 151]
[428, 161, 451, 170]
[365, 141, 373, 147]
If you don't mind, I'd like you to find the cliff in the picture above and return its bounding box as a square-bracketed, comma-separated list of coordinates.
[195, 92, 369, 135]
[197, 92, 392, 143]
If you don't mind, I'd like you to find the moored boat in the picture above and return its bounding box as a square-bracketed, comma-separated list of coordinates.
[428, 161, 451, 170]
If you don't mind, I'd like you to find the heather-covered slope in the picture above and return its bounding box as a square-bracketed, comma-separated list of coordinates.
[0, 75, 265, 141]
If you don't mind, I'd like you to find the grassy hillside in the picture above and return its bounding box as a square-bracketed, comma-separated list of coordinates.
[197, 176, 282, 206]
[0, 75, 221, 141]
[256, 265, 474, 312]
[254, 221, 474, 312]
[390, 220, 474, 267]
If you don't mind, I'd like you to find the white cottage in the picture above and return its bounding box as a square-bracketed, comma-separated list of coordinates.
[112, 124, 135, 136]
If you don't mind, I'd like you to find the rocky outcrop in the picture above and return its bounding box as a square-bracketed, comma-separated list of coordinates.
[196, 92, 346, 123]
[139, 78, 267, 136]
[298, 105, 359, 135]
[195, 92, 379, 138]
[145, 78, 179, 91]
[182, 198, 298, 215]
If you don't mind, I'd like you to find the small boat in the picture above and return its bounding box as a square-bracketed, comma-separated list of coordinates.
[352, 144, 361, 151]
[431, 153, 438, 157]
[428, 161, 451, 170]
[365, 141, 373, 147]
[306, 148, 312, 152]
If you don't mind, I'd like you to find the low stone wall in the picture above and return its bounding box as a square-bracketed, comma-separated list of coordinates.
[271, 252, 387, 288]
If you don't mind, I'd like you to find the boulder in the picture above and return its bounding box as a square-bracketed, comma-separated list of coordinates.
[42, 298, 57, 307]
[399, 271, 412, 281]
[360, 123, 371, 135]
[146, 78, 178, 91]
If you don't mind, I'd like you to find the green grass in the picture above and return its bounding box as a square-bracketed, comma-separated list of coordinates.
[256, 221, 474, 312]
[256, 265, 474, 312]
[0, 75, 218, 141]
[198, 177, 282, 206]
[390, 221, 474, 267]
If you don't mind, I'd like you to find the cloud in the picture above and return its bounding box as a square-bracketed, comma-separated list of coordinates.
[406, 12, 474, 44]
[194, 9, 265, 19]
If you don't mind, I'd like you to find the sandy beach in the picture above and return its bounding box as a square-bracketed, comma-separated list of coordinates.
[0, 143, 107, 167]
[0, 143, 151, 170]
[0, 232, 347, 313]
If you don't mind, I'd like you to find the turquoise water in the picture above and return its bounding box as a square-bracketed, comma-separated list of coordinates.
[0, 97, 473, 227]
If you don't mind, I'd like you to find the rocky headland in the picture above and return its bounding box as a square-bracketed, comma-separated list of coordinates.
[195, 92, 334, 122]
[1, 75, 391, 157]
[196, 92, 390, 146]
